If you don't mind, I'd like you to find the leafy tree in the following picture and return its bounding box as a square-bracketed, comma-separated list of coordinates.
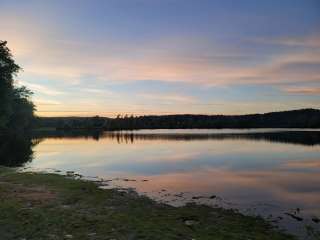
[0, 40, 35, 132]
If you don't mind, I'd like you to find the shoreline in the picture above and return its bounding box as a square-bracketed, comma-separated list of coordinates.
[0, 167, 295, 240]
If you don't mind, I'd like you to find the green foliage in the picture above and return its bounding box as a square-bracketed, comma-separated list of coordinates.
[0, 40, 35, 132]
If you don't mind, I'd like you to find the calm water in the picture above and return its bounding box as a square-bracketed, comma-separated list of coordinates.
[7, 129, 320, 238]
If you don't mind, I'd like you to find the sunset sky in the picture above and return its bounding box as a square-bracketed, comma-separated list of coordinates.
[1, 0, 319, 117]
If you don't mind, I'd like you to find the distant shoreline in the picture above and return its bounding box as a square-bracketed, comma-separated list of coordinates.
[34, 108, 320, 130]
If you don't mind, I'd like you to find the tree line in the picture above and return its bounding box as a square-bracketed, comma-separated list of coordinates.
[105, 109, 320, 129]
[36, 108, 320, 130]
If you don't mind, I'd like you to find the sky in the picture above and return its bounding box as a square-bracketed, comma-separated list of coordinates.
[0, 0, 319, 117]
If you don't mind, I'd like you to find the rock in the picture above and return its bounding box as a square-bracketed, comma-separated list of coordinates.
[312, 217, 320, 223]
[66, 171, 74, 176]
[285, 213, 303, 221]
[209, 195, 217, 199]
[184, 220, 199, 226]
[174, 193, 184, 197]
[100, 181, 109, 186]
[192, 196, 204, 200]
[123, 178, 136, 182]
[65, 234, 73, 239]
[87, 232, 97, 237]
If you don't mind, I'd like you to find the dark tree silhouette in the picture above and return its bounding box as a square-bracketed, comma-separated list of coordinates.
[0, 40, 35, 133]
[104, 109, 320, 130]
[35, 109, 320, 131]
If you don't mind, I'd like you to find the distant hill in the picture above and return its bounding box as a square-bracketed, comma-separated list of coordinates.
[35, 109, 320, 130]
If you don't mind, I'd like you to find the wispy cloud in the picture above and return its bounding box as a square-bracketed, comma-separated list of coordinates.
[251, 34, 320, 48]
[20, 82, 65, 96]
[34, 99, 61, 106]
[283, 87, 320, 95]
[10, 32, 319, 87]
[138, 93, 197, 105]
[1, 12, 319, 87]
[1, 1, 319, 116]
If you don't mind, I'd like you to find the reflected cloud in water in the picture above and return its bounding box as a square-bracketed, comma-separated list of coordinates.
[2, 129, 320, 237]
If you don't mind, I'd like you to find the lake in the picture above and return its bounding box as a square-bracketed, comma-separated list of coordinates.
[15, 129, 320, 238]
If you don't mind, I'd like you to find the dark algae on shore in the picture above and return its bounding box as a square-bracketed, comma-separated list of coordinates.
[0, 168, 295, 240]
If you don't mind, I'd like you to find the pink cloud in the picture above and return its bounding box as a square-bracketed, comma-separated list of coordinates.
[283, 87, 320, 95]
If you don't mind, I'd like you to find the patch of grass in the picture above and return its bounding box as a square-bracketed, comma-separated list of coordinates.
[0, 167, 296, 240]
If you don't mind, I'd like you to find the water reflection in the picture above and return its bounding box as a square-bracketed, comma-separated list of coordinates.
[33, 129, 320, 146]
[2, 129, 320, 238]
[0, 135, 39, 167]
